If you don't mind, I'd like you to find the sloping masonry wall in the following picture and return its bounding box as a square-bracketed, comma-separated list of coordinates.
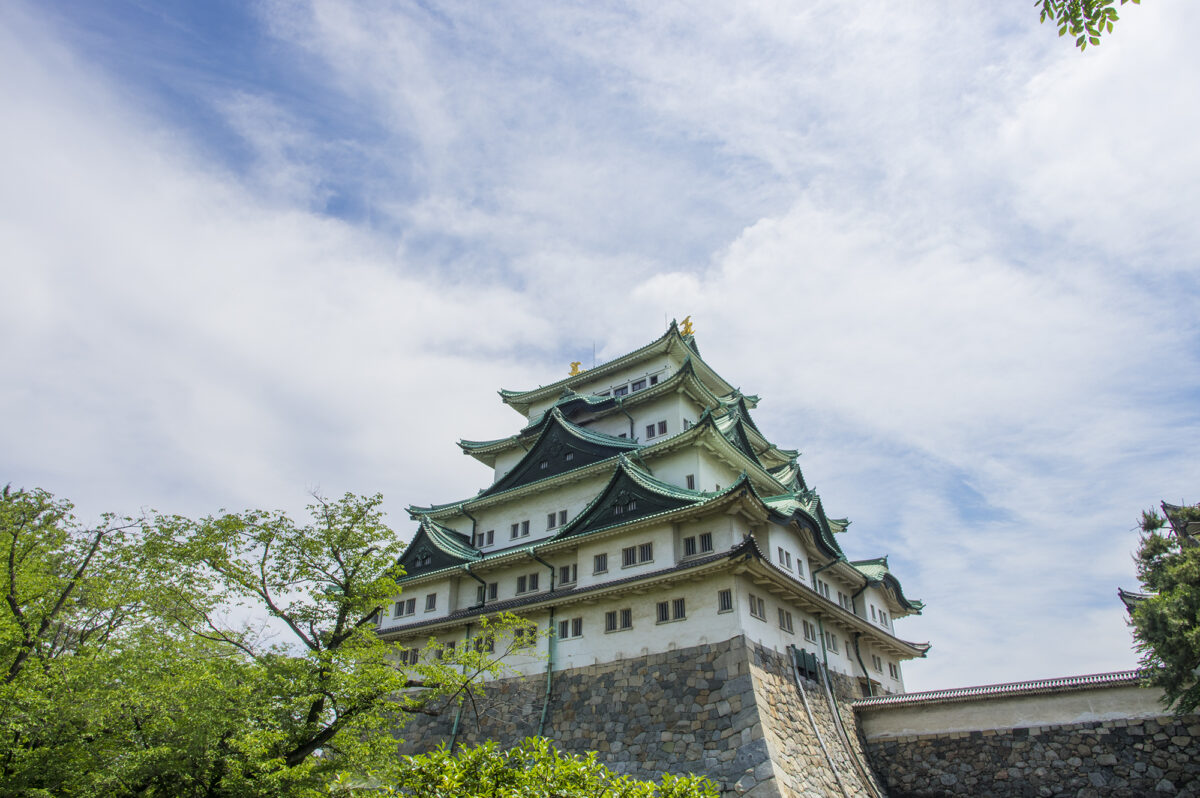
[856, 676, 1200, 798]
[395, 635, 883, 798]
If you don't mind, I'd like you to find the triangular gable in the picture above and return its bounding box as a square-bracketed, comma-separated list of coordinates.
[480, 409, 640, 498]
[730, 394, 762, 435]
[397, 518, 478, 579]
[556, 457, 703, 539]
[719, 415, 765, 470]
[520, 389, 617, 432]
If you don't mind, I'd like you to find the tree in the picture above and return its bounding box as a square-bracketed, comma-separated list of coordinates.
[0, 488, 532, 796]
[335, 737, 719, 798]
[1132, 501, 1200, 714]
[1037, 0, 1141, 51]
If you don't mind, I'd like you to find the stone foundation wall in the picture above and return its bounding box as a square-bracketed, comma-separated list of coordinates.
[396, 635, 878, 798]
[864, 714, 1200, 798]
[748, 645, 884, 798]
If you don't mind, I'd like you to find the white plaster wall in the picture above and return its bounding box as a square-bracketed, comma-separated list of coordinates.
[382, 575, 455, 629]
[467, 475, 610, 554]
[491, 448, 525, 482]
[862, 586, 896, 634]
[573, 522, 675, 589]
[759, 522, 809, 585]
[647, 446, 705, 490]
[858, 684, 1169, 740]
[397, 572, 746, 679]
[696, 456, 741, 493]
[734, 573, 863, 680]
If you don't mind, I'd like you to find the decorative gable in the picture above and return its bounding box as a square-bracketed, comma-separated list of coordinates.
[396, 518, 478, 578]
[480, 409, 639, 498]
[556, 458, 702, 539]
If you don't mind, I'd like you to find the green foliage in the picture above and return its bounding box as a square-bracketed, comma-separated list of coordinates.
[1132, 501, 1200, 715]
[1036, 0, 1140, 51]
[0, 487, 530, 797]
[335, 737, 719, 798]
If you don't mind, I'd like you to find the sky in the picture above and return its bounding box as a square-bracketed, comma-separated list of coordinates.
[2, 0, 1198, 693]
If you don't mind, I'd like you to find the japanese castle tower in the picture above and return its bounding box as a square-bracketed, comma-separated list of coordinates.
[383, 321, 928, 796]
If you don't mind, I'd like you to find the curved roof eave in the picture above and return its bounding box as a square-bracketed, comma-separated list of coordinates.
[498, 322, 735, 414]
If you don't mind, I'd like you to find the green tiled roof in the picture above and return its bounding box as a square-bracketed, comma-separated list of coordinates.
[411, 409, 640, 517]
[762, 489, 846, 559]
[555, 456, 758, 541]
[497, 321, 735, 412]
[850, 555, 924, 613]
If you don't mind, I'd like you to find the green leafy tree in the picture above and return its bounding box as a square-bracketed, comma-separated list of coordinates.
[0, 487, 531, 797]
[143, 492, 531, 793]
[1133, 501, 1200, 714]
[335, 737, 718, 798]
[1037, 0, 1141, 51]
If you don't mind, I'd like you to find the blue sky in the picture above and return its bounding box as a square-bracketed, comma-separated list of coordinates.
[2, 1, 1199, 692]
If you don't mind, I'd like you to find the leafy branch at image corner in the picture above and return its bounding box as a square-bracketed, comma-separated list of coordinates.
[1037, 0, 1141, 51]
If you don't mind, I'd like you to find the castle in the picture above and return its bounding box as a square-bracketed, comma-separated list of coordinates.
[378, 320, 928, 695]
[377, 322, 1200, 797]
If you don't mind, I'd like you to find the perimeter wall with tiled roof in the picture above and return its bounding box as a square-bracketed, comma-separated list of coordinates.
[856, 675, 1200, 797]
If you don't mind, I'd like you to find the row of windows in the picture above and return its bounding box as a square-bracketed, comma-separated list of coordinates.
[748, 591, 834, 650]
[538, 452, 575, 471]
[398, 588, 900, 677]
[871, 655, 899, 678]
[644, 420, 668, 439]
[596, 373, 660, 398]
[621, 542, 654, 567]
[470, 508, 570, 549]
[683, 532, 713, 556]
[394, 594, 440, 617]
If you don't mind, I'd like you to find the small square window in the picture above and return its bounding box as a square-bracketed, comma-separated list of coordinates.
[547, 512, 557, 529]
[613, 385, 628, 397]
[559, 564, 577, 584]
[803, 620, 818, 643]
[717, 589, 733, 612]
[657, 420, 667, 435]
[778, 608, 794, 633]
[558, 509, 567, 526]
[649, 374, 658, 385]
[564, 451, 574, 462]
[672, 598, 685, 619]
[539, 460, 548, 470]
[488, 582, 497, 600]
[622, 546, 637, 567]
[593, 553, 608, 574]
[620, 608, 632, 629]
[521, 520, 530, 537]
[645, 424, 656, 439]
[685, 474, 696, 490]
[683, 536, 697, 557]
[656, 601, 670, 623]
[529, 572, 539, 591]
[700, 532, 713, 552]
[639, 542, 652, 562]
[631, 379, 646, 391]
[749, 594, 766, 620]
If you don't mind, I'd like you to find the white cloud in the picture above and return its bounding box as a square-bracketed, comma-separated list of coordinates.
[2, 0, 1198, 693]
